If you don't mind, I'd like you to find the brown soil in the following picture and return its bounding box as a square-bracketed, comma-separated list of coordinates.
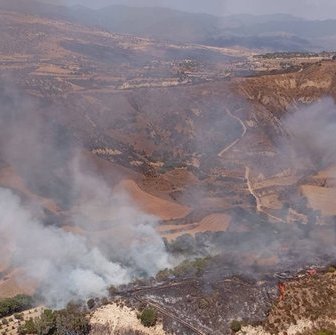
[117, 180, 191, 220]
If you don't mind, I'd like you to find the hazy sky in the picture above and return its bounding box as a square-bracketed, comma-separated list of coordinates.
[58, 0, 336, 20]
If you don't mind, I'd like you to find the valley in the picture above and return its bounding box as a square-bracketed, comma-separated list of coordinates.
[0, 1, 336, 334]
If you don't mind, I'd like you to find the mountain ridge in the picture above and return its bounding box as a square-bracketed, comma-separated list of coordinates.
[1, 0, 335, 51]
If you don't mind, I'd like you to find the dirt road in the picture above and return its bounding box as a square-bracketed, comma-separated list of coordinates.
[245, 166, 286, 223]
[218, 108, 247, 157]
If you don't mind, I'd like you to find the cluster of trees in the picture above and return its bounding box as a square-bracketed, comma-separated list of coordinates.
[255, 52, 319, 59]
[91, 325, 149, 335]
[18, 304, 156, 334]
[18, 303, 90, 335]
[0, 295, 34, 319]
[156, 257, 212, 281]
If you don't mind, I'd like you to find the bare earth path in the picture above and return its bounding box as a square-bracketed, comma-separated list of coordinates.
[218, 108, 247, 157]
[216, 109, 285, 223]
[245, 166, 286, 223]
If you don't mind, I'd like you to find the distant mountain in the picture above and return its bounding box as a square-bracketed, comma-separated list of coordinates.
[37, 0, 229, 14]
[203, 34, 311, 52]
[77, 5, 221, 43]
[231, 18, 336, 40]
[2, 0, 336, 51]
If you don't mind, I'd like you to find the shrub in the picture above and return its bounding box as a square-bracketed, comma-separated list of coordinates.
[14, 313, 24, 321]
[139, 308, 157, 327]
[87, 299, 95, 310]
[316, 331, 335, 335]
[100, 297, 109, 306]
[18, 318, 37, 335]
[54, 304, 90, 335]
[230, 320, 242, 333]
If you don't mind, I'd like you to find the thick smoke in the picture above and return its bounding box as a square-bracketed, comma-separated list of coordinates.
[0, 182, 169, 307]
[166, 96, 336, 277]
[282, 97, 336, 171]
[0, 82, 170, 308]
[0, 187, 128, 305]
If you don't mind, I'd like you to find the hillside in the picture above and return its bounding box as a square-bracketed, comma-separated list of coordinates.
[0, 5, 335, 264]
[0, 4, 336, 334]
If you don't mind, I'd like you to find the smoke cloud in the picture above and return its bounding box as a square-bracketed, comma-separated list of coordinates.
[0, 182, 169, 307]
[169, 95, 336, 277]
[281, 97, 336, 171]
[0, 81, 170, 308]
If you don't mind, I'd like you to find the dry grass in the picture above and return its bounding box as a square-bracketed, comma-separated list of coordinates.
[117, 180, 191, 220]
[239, 271, 336, 335]
[301, 185, 336, 216]
[161, 213, 231, 240]
[0, 306, 45, 335]
[90, 303, 167, 335]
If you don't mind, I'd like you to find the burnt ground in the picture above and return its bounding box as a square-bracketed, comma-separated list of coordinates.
[105, 261, 336, 335]
[112, 275, 277, 335]
[140, 278, 275, 335]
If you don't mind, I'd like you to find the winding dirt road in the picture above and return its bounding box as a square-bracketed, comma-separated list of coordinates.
[245, 166, 286, 223]
[216, 108, 285, 223]
[245, 166, 262, 212]
[218, 108, 247, 157]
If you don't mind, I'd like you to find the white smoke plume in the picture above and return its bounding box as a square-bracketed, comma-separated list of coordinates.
[0, 81, 170, 308]
[0, 172, 170, 307]
[281, 97, 336, 171]
[0, 169, 170, 307]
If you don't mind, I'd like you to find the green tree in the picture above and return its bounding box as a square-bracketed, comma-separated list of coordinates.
[54, 303, 90, 335]
[139, 308, 157, 327]
[230, 320, 242, 333]
[18, 304, 90, 335]
[0, 295, 34, 318]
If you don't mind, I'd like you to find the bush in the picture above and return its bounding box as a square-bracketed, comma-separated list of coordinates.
[139, 308, 157, 327]
[14, 313, 24, 320]
[18, 318, 37, 335]
[169, 257, 211, 278]
[100, 297, 109, 306]
[230, 320, 242, 333]
[55, 304, 90, 335]
[87, 299, 95, 310]
[19, 304, 90, 335]
[316, 331, 335, 335]
[0, 295, 34, 318]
